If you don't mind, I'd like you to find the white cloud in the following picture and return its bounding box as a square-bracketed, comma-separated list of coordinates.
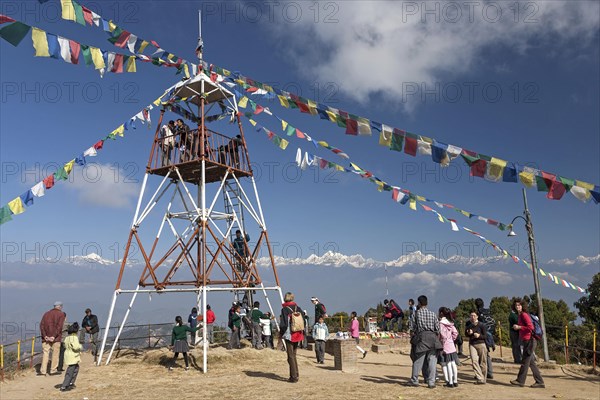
[64, 163, 140, 208]
[269, 1, 599, 112]
[382, 270, 513, 291]
[0, 280, 91, 290]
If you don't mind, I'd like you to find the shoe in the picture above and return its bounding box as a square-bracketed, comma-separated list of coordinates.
[287, 377, 298, 383]
[68, 384, 76, 390]
[56, 369, 64, 372]
[403, 382, 419, 387]
[530, 383, 545, 388]
[475, 380, 486, 385]
[185, 367, 189, 371]
[444, 383, 454, 388]
[510, 380, 524, 387]
[428, 384, 436, 389]
[362, 351, 368, 359]
[59, 387, 68, 392]
[487, 374, 494, 379]
[49, 371, 62, 376]
[453, 383, 459, 387]
[168, 367, 173, 371]
[36, 373, 46, 377]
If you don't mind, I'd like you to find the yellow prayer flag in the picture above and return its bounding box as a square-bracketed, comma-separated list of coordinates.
[519, 171, 535, 187]
[238, 96, 248, 108]
[61, 0, 76, 21]
[539, 268, 546, 277]
[375, 181, 384, 192]
[90, 47, 105, 69]
[575, 180, 594, 190]
[279, 138, 289, 150]
[325, 111, 337, 122]
[108, 20, 117, 32]
[182, 63, 190, 78]
[138, 40, 149, 53]
[277, 95, 289, 108]
[110, 124, 125, 137]
[335, 165, 345, 172]
[308, 105, 318, 115]
[317, 141, 329, 148]
[32, 28, 50, 57]
[222, 69, 231, 76]
[436, 212, 444, 223]
[8, 197, 25, 215]
[416, 195, 426, 202]
[126, 57, 137, 73]
[409, 198, 417, 211]
[263, 84, 273, 92]
[488, 157, 507, 180]
[460, 210, 470, 217]
[64, 159, 75, 175]
[281, 120, 288, 131]
[153, 97, 162, 106]
[378, 127, 392, 147]
[249, 119, 257, 126]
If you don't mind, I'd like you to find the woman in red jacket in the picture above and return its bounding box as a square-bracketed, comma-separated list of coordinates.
[510, 299, 545, 388]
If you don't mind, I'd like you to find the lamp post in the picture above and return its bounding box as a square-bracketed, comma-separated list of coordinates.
[508, 188, 550, 362]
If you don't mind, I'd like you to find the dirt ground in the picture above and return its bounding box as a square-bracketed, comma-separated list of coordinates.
[1, 341, 599, 400]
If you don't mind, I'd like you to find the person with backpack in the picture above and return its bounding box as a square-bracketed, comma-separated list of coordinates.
[510, 298, 545, 388]
[311, 297, 327, 325]
[280, 292, 305, 383]
[509, 304, 522, 363]
[475, 298, 495, 379]
[383, 299, 404, 332]
[349, 311, 368, 359]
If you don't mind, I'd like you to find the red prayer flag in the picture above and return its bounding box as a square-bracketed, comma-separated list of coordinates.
[93, 140, 104, 150]
[543, 172, 566, 200]
[404, 136, 417, 156]
[114, 31, 131, 48]
[81, 6, 93, 25]
[69, 40, 80, 64]
[246, 87, 258, 93]
[295, 129, 305, 139]
[150, 40, 160, 48]
[111, 54, 124, 73]
[0, 14, 15, 24]
[210, 72, 217, 82]
[297, 101, 310, 113]
[345, 119, 358, 135]
[253, 104, 264, 115]
[43, 175, 55, 189]
[470, 159, 487, 177]
[267, 131, 275, 139]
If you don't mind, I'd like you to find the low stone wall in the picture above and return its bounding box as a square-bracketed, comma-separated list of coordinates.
[325, 336, 410, 356]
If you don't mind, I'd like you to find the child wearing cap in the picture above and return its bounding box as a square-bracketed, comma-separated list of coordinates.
[60, 323, 81, 392]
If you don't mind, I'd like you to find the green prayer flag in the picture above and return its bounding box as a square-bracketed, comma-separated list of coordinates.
[335, 114, 347, 128]
[390, 132, 404, 152]
[0, 21, 31, 47]
[273, 136, 281, 146]
[0, 206, 13, 225]
[288, 101, 298, 109]
[73, 1, 86, 25]
[81, 45, 93, 65]
[559, 176, 574, 191]
[285, 124, 296, 136]
[54, 168, 69, 181]
[460, 154, 479, 165]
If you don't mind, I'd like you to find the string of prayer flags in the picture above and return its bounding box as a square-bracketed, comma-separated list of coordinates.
[213, 67, 599, 205]
[307, 152, 586, 294]
[240, 97, 513, 233]
[0, 80, 177, 226]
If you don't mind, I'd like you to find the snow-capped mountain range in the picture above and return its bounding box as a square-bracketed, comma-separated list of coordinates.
[22, 251, 599, 270]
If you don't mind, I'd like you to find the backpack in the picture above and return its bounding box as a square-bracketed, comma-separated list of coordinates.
[287, 307, 305, 333]
[389, 300, 404, 319]
[478, 308, 496, 333]
[528, 313, 543, 340]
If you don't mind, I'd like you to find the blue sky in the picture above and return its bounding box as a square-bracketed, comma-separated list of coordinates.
[1, 1, 599, 317]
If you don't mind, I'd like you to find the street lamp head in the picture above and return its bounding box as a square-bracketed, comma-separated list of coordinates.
[508, 230, 517, 237]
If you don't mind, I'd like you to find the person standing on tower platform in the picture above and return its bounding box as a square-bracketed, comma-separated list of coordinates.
[233, 230, 250, 272]
[175, 119, 191, 162]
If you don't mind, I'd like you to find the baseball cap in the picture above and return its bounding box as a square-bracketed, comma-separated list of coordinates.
[54, 301, 63, 307]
